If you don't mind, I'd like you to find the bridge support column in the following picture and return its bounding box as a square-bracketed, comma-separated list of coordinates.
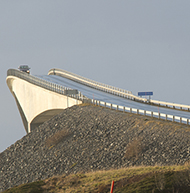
[28, 123, 31, 133]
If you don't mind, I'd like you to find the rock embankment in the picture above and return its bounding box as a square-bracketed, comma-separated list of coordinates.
[1, 105, 190, 192]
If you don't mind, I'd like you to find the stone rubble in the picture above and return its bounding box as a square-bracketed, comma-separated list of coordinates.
[1, 105, 190, 192]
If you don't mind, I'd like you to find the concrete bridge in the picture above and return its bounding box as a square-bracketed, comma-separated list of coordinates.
[7, 68, 190, 134]
[6, 69, 85, 133]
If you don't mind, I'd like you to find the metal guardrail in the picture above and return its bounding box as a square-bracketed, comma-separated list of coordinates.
[48, 68, 147, 102]
[7, 69, 88, 101]
[149, 99, 190, 110]
[92, 99, 190, 125]
[48, 68, 132, 93]
[48, 68, 190, 111]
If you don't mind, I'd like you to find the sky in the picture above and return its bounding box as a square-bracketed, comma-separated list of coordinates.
[1, 0, 190, 152]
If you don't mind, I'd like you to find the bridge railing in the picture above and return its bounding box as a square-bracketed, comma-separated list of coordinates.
[49, 68, 190, 111]
[7, 69, 87, 101]
[91, 99, 190, 125]
[48, 68, 147, 102]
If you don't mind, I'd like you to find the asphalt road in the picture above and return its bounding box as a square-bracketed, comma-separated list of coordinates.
[35, 74, 190, 121]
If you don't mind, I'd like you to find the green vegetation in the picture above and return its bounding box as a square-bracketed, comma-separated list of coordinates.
[3, 181, 45, 193]
[3, 165, 190, 193]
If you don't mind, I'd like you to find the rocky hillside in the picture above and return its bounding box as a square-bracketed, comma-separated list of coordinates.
[1, 104, 190, 192]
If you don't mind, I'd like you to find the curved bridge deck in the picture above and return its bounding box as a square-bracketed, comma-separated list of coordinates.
[7, 68, 190, 133]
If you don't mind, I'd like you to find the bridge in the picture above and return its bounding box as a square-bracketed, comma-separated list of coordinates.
[7, 68, 190, 133]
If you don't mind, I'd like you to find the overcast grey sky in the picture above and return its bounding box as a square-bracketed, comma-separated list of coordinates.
[1, 1, 190, 152]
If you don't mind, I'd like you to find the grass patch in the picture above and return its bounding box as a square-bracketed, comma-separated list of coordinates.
[125, 137, 143, 160]
[3, 181, 45, 193]
[45, 128, 71, 147]
[4, 165, 190, 193]
[78, 103, 93, 106]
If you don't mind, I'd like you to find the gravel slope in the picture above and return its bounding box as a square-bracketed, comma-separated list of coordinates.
[1, 104, 190, 192]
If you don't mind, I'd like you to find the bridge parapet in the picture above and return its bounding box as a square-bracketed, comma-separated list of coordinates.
[7, 69, 87, 100]
[49, 68, 190, 111]
[48, 68, 146, 102]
